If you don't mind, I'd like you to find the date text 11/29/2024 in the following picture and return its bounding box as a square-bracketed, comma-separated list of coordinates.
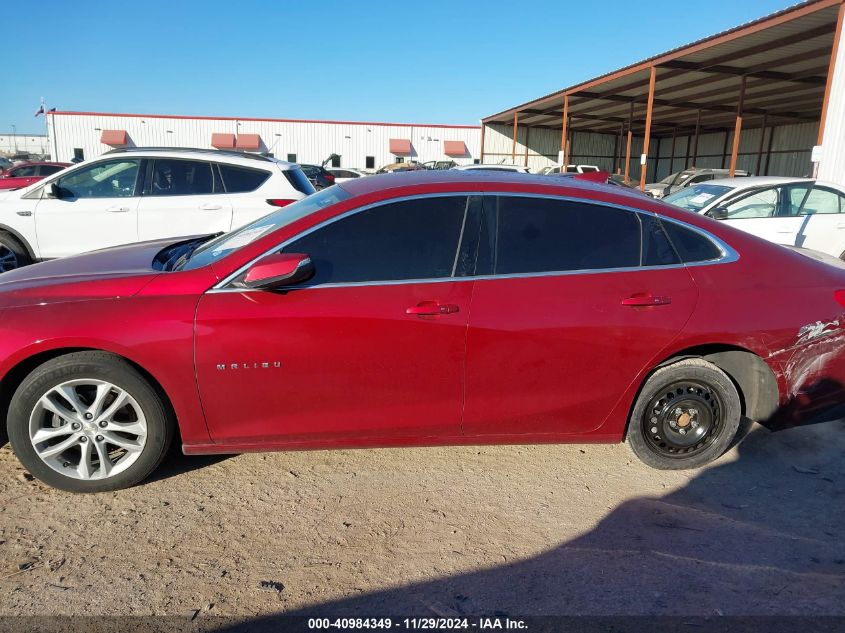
[307, 617, 528, 629]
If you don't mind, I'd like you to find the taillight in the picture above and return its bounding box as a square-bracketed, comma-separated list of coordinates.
[267, 198, 296, 208]
[324, 173, 335, 182]
[834, 290, 845, 308]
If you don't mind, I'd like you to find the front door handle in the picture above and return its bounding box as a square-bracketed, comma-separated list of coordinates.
[622, 293, 671, 307]
[199, 203, 223, 211]
[106, 205, 130, 213]
[406, 301, 460, 316]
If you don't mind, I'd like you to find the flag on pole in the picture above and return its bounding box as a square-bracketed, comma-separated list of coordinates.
[34, 105, 45, 117]
[48, 107, 56, 113]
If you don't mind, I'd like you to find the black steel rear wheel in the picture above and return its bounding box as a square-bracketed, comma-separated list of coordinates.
[627, 358, 741, 470]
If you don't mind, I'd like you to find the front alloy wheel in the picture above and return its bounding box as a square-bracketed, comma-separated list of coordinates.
[29, 379, 148, 481]
[8, 352, 173, 492]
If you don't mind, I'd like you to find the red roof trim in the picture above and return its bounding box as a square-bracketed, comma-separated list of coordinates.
[48, 110, 479, 130]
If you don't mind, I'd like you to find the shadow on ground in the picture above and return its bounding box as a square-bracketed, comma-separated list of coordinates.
[212, 407, 845, 627]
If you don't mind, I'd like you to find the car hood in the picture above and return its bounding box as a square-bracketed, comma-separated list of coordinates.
[0, 239, 173, 309]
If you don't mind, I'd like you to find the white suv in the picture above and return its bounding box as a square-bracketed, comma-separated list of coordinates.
[0, 148, 314, 272]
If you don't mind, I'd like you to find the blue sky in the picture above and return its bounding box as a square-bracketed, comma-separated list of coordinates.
[6, 0, 794, 133]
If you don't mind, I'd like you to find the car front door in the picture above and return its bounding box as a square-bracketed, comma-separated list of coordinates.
[462, 195, 699, 437]
[137, 158, 233, 241]
[792, 186, 845, 257]
[717, 184, 807, 246]
[34, 158, 141, 258]
[194, 195, 479, 444]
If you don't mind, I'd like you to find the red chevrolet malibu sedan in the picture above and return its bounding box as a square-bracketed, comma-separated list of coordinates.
[1, 171, 844, 492]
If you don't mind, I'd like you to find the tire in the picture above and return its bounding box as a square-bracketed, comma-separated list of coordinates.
[626, 358, 741, 470]
[7, 352, 174, 492]
[0, 232, 32, 273]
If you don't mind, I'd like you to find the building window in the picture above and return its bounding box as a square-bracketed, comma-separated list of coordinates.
[73, 148, 85, 161]
[287, 153, 297, 163]
[473, 159, 481, 164]
[365, 156, 375, 169]
[395, 156, 405, 163]
[331, 155, 341, 168]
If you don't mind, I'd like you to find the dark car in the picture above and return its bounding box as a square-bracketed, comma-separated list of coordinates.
[299, 164, 336, 190]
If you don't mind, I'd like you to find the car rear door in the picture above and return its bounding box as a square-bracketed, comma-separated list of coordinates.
[718, 184, 807, 246]
[462, 195, 699, 437]
[792, 186, 845, 257]
[34, 158, 141, 258]
[194, 195, 480, 444]
[137, 158, 233, 241]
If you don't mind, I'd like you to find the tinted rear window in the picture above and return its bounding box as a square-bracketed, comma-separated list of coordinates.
[492, 197, 641, 274]
[661, 220, 723, 263]
[218, 165, 271, 193]
[283, 167, 315, 195]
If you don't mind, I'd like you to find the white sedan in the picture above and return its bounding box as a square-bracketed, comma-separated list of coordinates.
[453, 164, 530, 173]
[327, 168, 369, 183]
[663, 176, 845, 260]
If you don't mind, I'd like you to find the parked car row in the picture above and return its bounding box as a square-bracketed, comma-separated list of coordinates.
[0, 148, 314, 272]
[0, 161, 72, 190]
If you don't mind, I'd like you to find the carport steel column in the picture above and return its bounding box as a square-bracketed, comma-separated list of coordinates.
[560, 95, 569, 165]
[729, 75, 747, 177]
[511, 112, 519, 163]
[639, 66, 657, 191]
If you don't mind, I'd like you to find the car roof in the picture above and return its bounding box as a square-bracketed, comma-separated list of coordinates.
[706, 175, 813, 188]
[337, 168, 644, 201]
[103, 147, 294, 169]
[8, 161, 70, 168]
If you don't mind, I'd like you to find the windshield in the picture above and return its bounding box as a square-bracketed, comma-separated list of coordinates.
[180, 187, 351, 270]
[658, 171, 681, 185]
[663, 183, 732, 212]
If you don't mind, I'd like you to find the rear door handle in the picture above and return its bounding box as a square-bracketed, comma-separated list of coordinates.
[622, 293, 671, 307]
[106, 205, 130, 213]
[406, 301, 460, 316]
[199, 203, 223, 211]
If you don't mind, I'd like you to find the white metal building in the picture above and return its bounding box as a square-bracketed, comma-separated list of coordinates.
[46, 112, 481, 169]
[0, 133, 50, 157]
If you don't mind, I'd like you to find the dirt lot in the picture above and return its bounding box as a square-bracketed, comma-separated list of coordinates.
[1, 414, 844, 621]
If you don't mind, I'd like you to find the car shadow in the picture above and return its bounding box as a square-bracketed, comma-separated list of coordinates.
[144, 441, 232, 484]
[208, 390, 845, 628]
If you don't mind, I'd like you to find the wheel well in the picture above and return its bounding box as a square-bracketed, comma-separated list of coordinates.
[0, 225, 36, 260]
[654, 344, 780, 422]
[0, 348, 178, 443]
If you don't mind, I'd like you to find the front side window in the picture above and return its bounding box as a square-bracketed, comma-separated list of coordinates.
[721, 187, 779, 219]
[491, 197, 641, 274]
[56, 159, 140, 198]
[218, 164, 271, 193]
[12, 166, 38, 177]
[281, 196, 470, 285]
[150, 159, 213, 196]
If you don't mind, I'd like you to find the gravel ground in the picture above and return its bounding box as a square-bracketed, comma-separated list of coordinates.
[1, 415, 844, 621]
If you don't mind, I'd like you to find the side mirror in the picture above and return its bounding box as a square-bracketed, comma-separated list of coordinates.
[48, 182, 64, 199]
[707, 206, 728, 220]
[240, 253, 314, 290]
